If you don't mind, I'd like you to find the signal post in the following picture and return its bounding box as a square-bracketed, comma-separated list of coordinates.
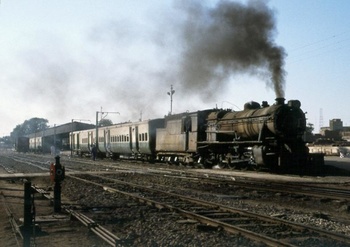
[50, 156, 65, 212]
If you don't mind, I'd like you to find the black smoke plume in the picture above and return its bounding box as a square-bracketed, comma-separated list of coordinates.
[176, 0, 286, 98]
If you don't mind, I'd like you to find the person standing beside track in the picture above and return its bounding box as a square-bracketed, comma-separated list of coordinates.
[91, 144, 97, 161]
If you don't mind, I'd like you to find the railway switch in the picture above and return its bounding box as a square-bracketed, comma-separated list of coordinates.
[50, 156, 65, 182]
[50, 156, 65, 212]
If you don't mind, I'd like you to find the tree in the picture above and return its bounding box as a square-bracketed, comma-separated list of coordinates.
[98, 119, 113, 127]
[0, 136, 12, 148]
[10, 118, 49, 140]
[305, 123, 314, 134]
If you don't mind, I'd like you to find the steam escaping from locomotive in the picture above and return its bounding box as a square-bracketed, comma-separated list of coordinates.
[177, 0, 286, 98]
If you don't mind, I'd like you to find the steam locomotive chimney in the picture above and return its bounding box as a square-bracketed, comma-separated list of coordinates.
[275, 98, 285, 105]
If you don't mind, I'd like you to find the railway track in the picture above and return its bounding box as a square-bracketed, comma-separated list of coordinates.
[3, 152, 350, 203]
[0, 191, 22, 247]
[146, 170, 350, 201]
[1, 152, 350, 245]
[67, 173, 350, 247]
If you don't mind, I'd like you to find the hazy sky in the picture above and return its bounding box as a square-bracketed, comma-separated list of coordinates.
[0, 0, 349, 136]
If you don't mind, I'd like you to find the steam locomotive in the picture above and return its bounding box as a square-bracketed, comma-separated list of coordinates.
[70, 98, 318, 170]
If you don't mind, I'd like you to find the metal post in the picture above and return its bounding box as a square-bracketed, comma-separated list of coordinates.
[53, 156, 62, 213]
[167, 85, 175, 115]
[54, 124, 56, 155]
[50, 156, 65, 213]
[96, 111, 99, 150]
[23, 181, 32, 247]
[71, 119, 73, 157]
[53, 182, 61, 213]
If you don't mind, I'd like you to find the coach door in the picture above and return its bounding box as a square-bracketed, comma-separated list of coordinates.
[133, 126, 139, 153]
[129, 126, 134, 153]
[105, 129, 111, 154]
[88, 131, 93, 152]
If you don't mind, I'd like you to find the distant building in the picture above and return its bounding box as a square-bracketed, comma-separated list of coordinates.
[330, 119, 343, 131]
[26, 122, 95, 153]
[319, 119, 350, 142]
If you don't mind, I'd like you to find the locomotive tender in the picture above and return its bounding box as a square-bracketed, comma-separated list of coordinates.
[67, 98, 314, 170]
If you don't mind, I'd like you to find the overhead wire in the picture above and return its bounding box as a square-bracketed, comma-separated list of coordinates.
[289, 30, 350, 52]
[286, 30, 350, 64]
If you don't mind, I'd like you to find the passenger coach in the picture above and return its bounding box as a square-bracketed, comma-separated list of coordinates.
[70, 119, 164, 160]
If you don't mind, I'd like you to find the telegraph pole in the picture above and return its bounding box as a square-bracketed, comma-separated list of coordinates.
[167, 85, 175, 115]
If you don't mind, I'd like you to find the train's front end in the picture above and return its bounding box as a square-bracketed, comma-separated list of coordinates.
[252, 98, 309, 169]
[209, 98, 309, 170]
[271, 98, 306, 140]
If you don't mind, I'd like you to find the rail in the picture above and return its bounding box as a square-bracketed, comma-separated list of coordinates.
[68, 174, 350, 246]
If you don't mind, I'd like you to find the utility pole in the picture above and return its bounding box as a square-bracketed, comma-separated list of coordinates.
[167, 85, 175, 115]
[95, 110, 120, 151]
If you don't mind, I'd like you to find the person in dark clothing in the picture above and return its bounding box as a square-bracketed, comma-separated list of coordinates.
[91, 145, 97, 161]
